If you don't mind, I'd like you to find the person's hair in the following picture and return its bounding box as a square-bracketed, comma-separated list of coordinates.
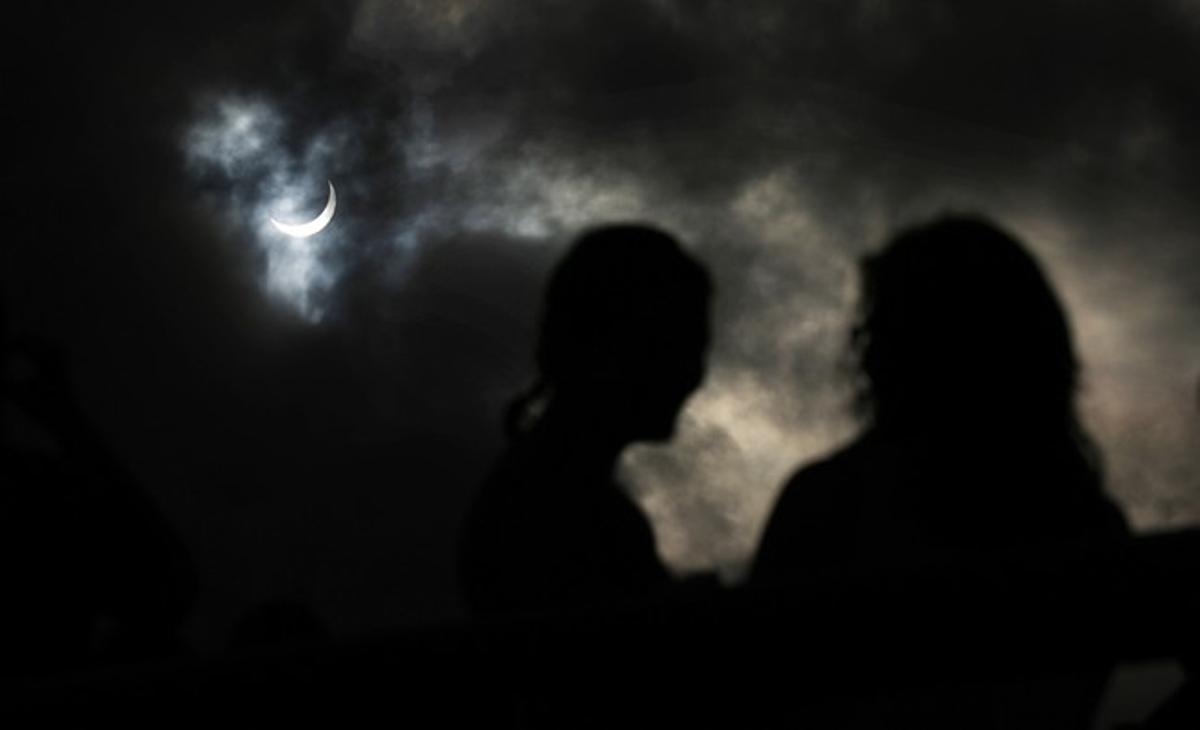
[506, 224, 711, 437]
[850, 215, 1096, 464]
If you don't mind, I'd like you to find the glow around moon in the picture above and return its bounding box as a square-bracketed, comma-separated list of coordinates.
[271, 181, 337, 237]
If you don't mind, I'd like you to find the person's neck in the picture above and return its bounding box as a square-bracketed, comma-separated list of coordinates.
[532, 397, 629, 480]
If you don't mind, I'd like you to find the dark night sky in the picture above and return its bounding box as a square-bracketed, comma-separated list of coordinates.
[5, 1, 1200, 669]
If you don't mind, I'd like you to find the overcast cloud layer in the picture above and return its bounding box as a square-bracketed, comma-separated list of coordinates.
[8, 0, 1200, 644]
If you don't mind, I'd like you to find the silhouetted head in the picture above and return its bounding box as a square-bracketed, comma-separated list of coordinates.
[513, 224, 711, 443]
[852, 215, 1080, 441]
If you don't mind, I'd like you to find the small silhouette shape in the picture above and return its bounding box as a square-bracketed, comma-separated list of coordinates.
[458, 224, 712, 617]
[750, 215, 1130, 728]
[2, 299, 195, 677]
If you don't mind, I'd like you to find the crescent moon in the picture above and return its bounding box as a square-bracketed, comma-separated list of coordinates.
[271, 181, 336, 237]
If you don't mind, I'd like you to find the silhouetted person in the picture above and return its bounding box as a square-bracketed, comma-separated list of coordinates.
[751, 216, 1130, 728]
[2, 300, 195, 678]
[458, 225, 711, 617]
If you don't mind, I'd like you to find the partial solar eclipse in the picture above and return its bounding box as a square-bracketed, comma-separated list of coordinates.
[271, 181, 337, 237]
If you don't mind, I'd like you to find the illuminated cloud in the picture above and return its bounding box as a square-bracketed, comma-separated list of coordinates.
[183, 96, 354, 321]
[176, 0, 1200, 579]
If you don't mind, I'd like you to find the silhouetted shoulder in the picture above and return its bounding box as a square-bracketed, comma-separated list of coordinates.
[459, 436, 670, 616]
[751, 431, 1129, 590]
[750, 437, 888, 587]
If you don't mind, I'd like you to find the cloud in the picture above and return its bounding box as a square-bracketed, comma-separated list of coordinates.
[174, 0, 1200, 581]
[11, 0, 1200, 644]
